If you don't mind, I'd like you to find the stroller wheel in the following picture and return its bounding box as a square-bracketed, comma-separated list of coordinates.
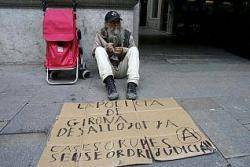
[82, 69, 90, 79]
[77, 29, 82, 40]
[49, 71, 58, 79]
[79, 69, 90, 79]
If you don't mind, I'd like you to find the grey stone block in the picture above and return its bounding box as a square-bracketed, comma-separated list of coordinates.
[0, 95, 29, 121]
[138, 56, 250, 98]
[0, 133, 47, 167]
[0, 121, 8, 131]
[182, 106, 250, 158]
[134, 153, 228, 167]
[0, 85, 41, 98]
[0, 65, 44, 98]
[176, 97, 223, 111]
[228, 156, 250, 167]
[1, 103, 62, 134]
[28, 80, 91, 104]
[139, 71, 249, 99]
[0, 65, 44, 85]
[243, 124, 250, 131]
[215, 96, 250, 124]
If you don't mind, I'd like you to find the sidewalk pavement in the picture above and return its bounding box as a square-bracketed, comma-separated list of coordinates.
[0, 35, 250, 167]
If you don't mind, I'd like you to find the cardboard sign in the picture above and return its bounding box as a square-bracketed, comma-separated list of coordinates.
[38, 98, 215, 167]
[60, 98, 181, 116]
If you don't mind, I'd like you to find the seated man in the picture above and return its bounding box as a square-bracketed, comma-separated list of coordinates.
[92, 11, 140, 100]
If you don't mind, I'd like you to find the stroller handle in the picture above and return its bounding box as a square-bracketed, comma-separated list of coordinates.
[42, 0, 77, 12]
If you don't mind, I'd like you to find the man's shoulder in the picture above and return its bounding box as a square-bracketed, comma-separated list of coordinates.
[124, 29, 132, 38]
[124, 29, 131, 34]
[97, 27, 108, 39]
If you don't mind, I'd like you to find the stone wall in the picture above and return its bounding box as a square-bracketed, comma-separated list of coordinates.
[0, 0, 138, 8]
[0, 1, 139, 64]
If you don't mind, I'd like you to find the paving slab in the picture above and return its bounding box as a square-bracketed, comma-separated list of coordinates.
[0, 66, 42, 99]
[0, 84, 41, 98]
[134, 153, 228, 167]
[176, 97, 224, 111]
[28, 80, 91, 104]
[178, 99, 250, 158]
[1, 103, 62, 134]
[215, 96, 250, 124]
[228, 155, 250, 167]
[1, 76, 138, 134]
[166, 58, 243, 64]
[0, 120, 8, 131]
[243, 124, 250, 131]
[139, 63, 250, 99]
[84, 83, 108, 101]
[83, 72, 111, 101]
[0, 95, 29, 121]
[0, 65, 45, 87]
[0, 133, 47, 167]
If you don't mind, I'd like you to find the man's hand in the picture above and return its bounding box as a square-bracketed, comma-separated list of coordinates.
[106, 43, 114, 53]
[114, 47, 123, 55]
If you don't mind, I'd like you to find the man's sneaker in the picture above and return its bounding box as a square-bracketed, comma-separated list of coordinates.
[126, 82, 137, 100]
[104, 75, 119, 100]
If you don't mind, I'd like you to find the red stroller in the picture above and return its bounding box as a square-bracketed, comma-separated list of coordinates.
[42, 0, 89, 84]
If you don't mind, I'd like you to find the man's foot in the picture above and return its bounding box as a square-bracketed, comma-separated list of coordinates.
[126, 82, 137, 100]
[104, 75, 119, 100]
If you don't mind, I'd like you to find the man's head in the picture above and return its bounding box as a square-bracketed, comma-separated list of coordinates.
[105, 11, 122, 35]
[105, 11, 123, 46]
[105, 11, 122, 23]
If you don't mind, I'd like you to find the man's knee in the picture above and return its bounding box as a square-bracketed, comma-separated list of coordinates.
[128, 46, 139, 52]
[127, 47, 139, 59]
[128, 47, 139, 54]
[95, 46, 107, 56]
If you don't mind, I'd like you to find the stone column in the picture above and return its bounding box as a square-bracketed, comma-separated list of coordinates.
[133, 2, 140, 46]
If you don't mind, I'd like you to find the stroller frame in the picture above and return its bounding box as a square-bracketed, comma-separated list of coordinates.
[42, 0, 89, 85]
[46, 59, 79, 85]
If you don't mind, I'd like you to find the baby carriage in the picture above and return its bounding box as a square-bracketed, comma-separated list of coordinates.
[42, 0, 89, 84]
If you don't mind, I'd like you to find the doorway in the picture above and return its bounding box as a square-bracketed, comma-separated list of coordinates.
[140, 0, 148, 26]
[160, 0, 174, 34]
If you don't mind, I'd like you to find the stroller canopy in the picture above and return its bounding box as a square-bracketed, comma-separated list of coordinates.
[43, 9, 75, 41]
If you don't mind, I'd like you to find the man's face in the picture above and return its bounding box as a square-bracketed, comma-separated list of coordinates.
[106, 20, 122, 46]
[106, 20, 121, 34]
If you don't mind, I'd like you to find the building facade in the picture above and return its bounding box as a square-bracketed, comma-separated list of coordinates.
[144, 0, 174, 34]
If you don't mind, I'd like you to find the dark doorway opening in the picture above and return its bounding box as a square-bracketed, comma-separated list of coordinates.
[139, 0, 250, 58]
[140, 0, 148, 26]
[160, 0, 168, 31]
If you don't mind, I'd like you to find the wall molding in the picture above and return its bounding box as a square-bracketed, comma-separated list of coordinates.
[0, 0, 139, 9]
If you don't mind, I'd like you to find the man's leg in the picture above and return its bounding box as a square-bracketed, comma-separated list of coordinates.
[95, 47, 113, 81]
[116, 46, 140, 99]
[95, 47, 119, 100]
[126, 47, 140, 85]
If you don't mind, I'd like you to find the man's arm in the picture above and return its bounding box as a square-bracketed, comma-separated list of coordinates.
[92, 32, 108, 56]
[121, 35, 136, 55]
